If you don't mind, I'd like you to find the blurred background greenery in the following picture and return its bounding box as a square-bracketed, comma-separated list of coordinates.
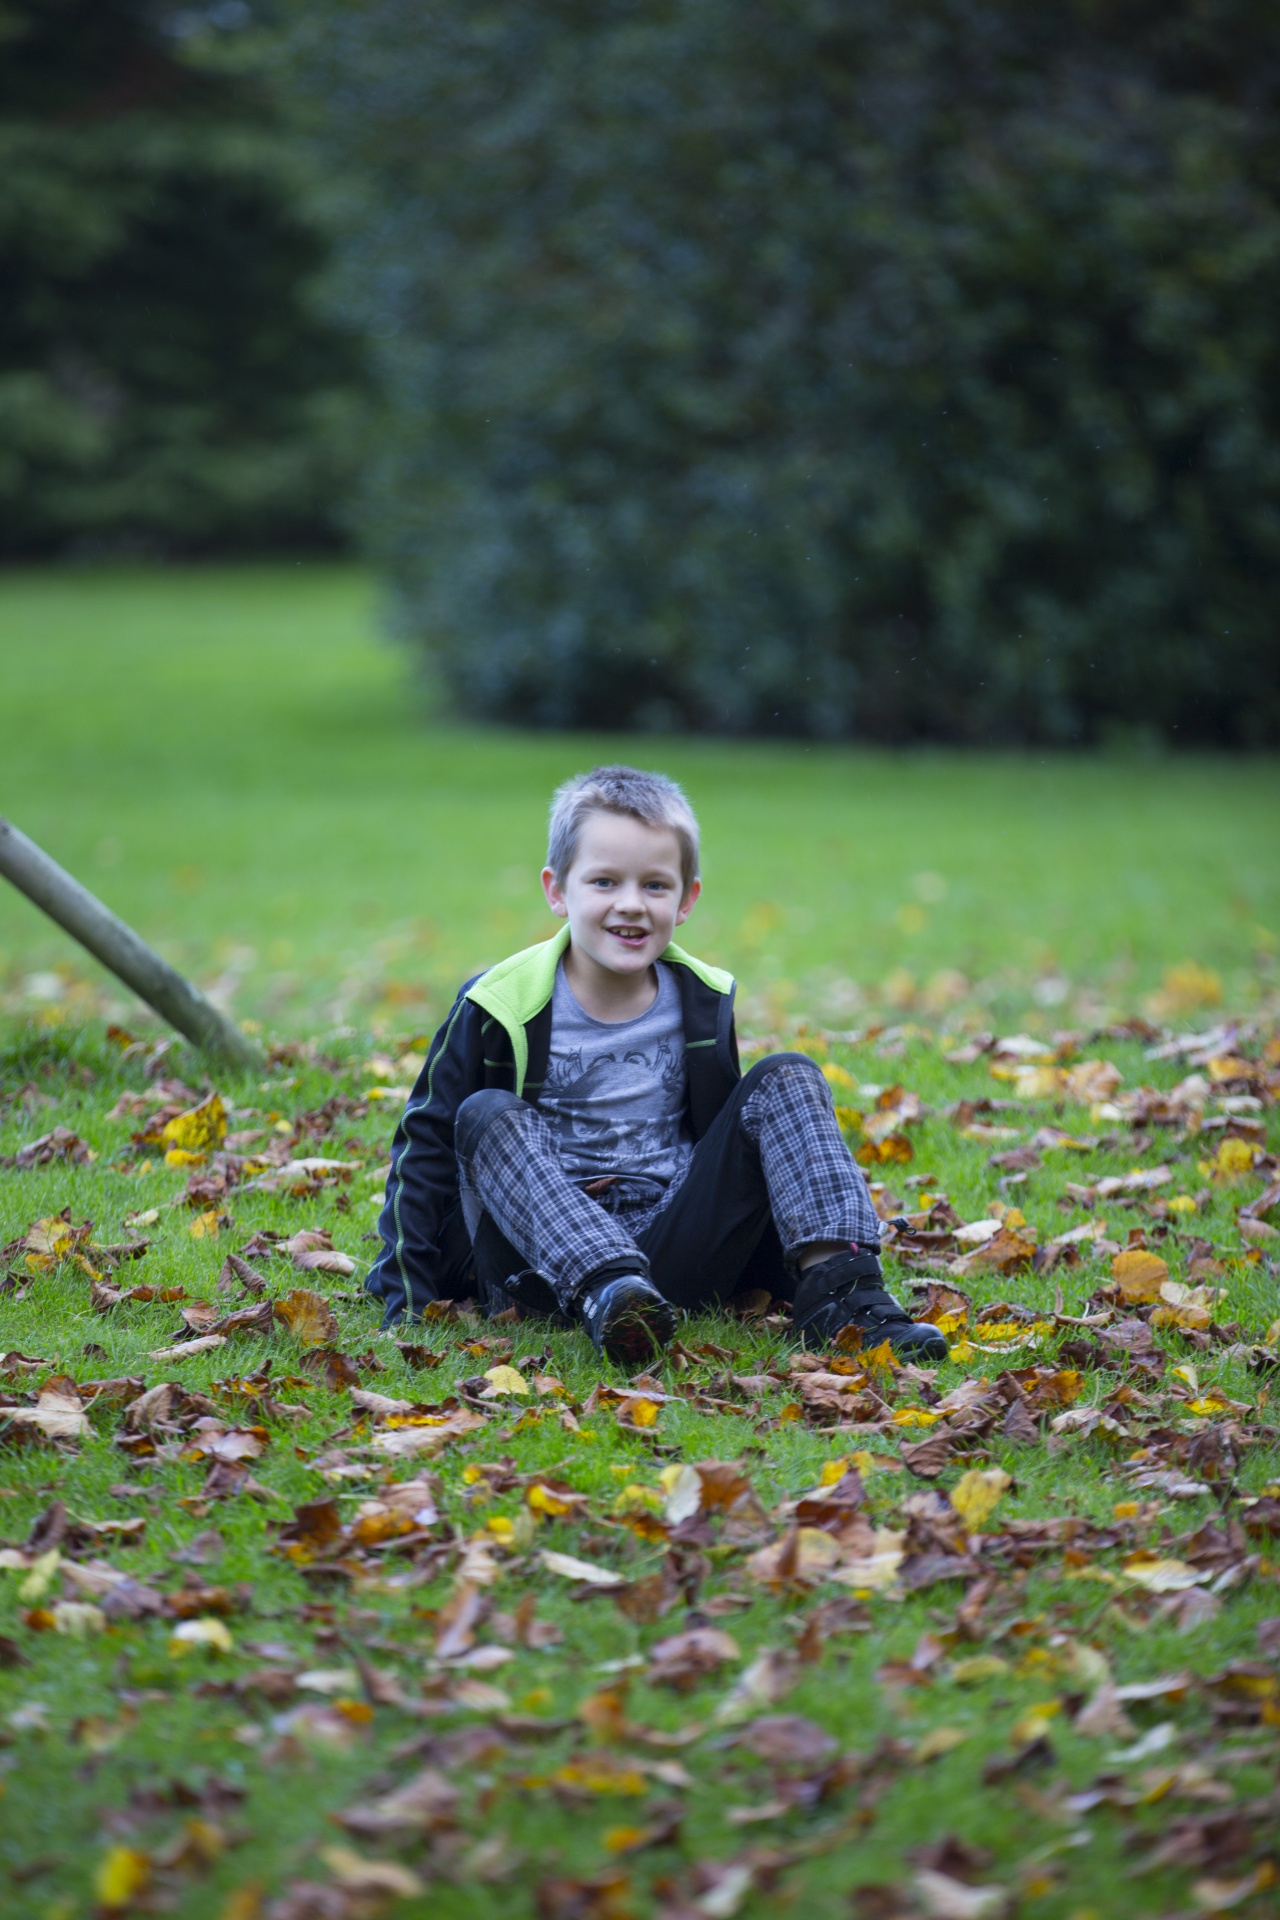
[4, 0, 1279, 745]
[1, 565, 1276, 1035]
[1, 2, 1278, 1032]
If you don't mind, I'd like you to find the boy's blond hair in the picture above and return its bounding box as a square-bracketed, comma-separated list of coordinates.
[547, 766, 700, 895]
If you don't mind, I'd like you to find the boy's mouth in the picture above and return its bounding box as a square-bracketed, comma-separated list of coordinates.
[606, 926, 649, 947]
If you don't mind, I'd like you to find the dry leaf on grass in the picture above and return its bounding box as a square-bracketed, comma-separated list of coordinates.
[274, 1290, 341, 1347]
[3, 1377, 91, 1445]
[1111, 1247, 1170, 1303]
[160, 1092, 227, 1155]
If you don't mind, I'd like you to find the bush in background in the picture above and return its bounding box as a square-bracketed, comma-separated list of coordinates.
[0, 0, 365, 555]
[287, 0, 1280, 744]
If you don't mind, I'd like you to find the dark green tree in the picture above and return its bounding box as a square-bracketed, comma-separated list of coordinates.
[286, 0, 1280, 744]
[0, 0, 365, 554]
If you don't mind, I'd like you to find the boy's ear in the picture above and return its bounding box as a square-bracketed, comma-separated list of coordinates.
[541, 865, 569, 917]
[675, 877, 702, 925]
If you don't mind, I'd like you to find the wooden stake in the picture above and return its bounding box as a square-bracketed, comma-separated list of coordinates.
[0, 817, 263, 1071]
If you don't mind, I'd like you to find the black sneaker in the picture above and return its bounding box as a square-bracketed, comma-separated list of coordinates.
[578, 1273, 675, 1366]
[793, 1245, 948, 1360]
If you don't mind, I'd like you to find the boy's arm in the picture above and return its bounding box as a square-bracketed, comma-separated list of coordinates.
[364, 987, 482, 1323]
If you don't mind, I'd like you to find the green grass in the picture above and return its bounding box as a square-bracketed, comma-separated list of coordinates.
[0, 1020, 1277, 1918]
[1, 562, 1278, 1915]
[1, 563, 1277, 1040]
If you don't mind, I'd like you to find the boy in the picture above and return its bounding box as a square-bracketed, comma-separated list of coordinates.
[366, 766, 946, 1367]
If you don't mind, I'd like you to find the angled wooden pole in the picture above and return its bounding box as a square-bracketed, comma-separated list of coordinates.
[0, 817, 263, 1072]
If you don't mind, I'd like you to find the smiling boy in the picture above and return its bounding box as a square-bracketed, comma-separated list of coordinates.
[366, 766, 945, 1366]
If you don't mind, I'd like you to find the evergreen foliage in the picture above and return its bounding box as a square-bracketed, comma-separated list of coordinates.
[287, 0, 1280, 744]
[0, 0, 364, 555]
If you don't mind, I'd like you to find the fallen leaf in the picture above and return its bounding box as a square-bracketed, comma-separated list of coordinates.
[274, 1290, 341, 1347]
[319, 1846, 424, 1898]
[647, 1626, 740, 1691]
[1111, 1248, 1170, 1303]
[161, 1092, 227, 1154]
[949, 1470, 1012, 1534]
[95, 1844, 150, 1910]
[481, 1364, 530, 1398]
[3, 1377, 90, 1444]
[539, 1549, 625, 1588]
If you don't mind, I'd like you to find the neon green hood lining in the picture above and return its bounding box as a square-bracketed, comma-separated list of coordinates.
[466, 925, 734, 1096]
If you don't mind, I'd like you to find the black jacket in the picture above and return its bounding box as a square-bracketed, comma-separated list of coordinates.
[364, 927, 740, 1321]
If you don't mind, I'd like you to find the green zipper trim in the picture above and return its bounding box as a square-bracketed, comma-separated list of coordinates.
[466, 924, 733, 1097]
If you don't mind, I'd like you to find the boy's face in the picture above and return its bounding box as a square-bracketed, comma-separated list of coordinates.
[542, 811, 700, 980]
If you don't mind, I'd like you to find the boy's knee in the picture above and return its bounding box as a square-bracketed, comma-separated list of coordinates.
[455, 1088, 529, 1162]
[741, 1051, 827, 1092]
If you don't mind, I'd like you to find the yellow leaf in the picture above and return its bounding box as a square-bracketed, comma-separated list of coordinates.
[862, 1338, 901, 1373]
[622, 1395, 660, 1427]
[893, 1408, 941, 1427]
[18, 1549, 61, 1602]
[1120, 1554, 1203, 1593]
[1111, 1248, 1169, 1304]
[218, 1883, 264, 1920]
[612, 1484, 664, 1518]
[857, 1132, 913, 1166]
[604, 1824, 651, 1853]
[1010, 1701, 1061, 1746]
[169, 1616, 233, 1656]
[527, 1483, 576, 1517]
[161, 1092, 227, 1155]
[1208, 1137, 1256, 1182]
[949, 1468, 1012, 1533]
[552, 1759, 647, 1796]
[188, 1210, 221, 1240]
[913, 1726, 968, 1762]
[822, 1063, 857, 1090]
[819, 1456, 850, 1486]
[1168, 1195, 1199, 1215]
[165, 1146, 207, 1168]
[482, 1365, 530, 1397]
[1186, 1393, 1237, 1416]
[96, 1845, 150, 1909]
[949, 1655, 1010, 1686]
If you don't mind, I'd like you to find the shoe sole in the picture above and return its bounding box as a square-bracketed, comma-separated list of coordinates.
[800, 1315, 948, 1361]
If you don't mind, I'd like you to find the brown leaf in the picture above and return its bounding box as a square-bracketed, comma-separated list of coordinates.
[535, 1870, 633, 1920]
[336, 1767, 460, 1840]
[899, 1434, 960, 1480]
[218, 1253, 269, 1297]
[275, 1499, 348, 1563]
[274, 1290, 341, 1348]
[953, 1227, 1036, 1277]
[733, 1714, 837, 1768]
[15, 1127, 95, 1168]
[647, 1626, 740, 1692]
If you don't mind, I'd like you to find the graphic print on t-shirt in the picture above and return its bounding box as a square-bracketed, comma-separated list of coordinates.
[538, 960, 691, 1195]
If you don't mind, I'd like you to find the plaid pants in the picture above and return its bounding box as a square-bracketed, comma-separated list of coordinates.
[455, 1053, 881, 1312]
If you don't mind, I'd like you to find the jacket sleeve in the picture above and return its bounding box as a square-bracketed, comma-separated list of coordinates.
[363, 988, 481, 1321]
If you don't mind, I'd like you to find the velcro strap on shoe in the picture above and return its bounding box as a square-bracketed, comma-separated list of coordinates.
[795, 1250, 883, 1309]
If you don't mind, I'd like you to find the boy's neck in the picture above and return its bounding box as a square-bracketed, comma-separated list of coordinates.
[563, 942, 660, 1023]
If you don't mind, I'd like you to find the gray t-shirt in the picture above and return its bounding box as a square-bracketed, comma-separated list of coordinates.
[539, 959, 691, 1204]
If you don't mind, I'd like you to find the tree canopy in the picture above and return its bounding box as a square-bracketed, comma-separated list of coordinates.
[0, 0, 364, 555]
[287, 0, 1280, 744]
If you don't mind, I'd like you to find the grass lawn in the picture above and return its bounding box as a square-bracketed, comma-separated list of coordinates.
[0, 563, 1278, 1917]
[0, 1018, 1277, 1919]
[1, 564, 1277, 1039]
